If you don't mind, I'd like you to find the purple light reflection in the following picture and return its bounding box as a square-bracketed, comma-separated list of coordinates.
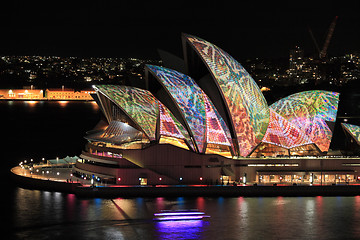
[155, 219, 209, 240]
[154, 211, 205, 216]
[154, 215, 205, 221]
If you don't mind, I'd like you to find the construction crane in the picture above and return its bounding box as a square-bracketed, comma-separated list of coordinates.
[308, 16, 338, 59]
[319, 16, 338, 59]
[308, 27, 321, 56]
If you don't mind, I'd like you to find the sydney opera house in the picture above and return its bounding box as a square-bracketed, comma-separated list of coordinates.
[73, 34, 360, 185]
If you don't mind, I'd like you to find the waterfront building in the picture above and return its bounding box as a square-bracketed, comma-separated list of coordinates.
[0, 89, 43, 99]
[45, 88, 95, 100]
[74, 34, 360, 186]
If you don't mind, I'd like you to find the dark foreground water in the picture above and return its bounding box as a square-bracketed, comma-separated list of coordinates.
[3, 101, 360, 239]
[9, 189, 360, 240]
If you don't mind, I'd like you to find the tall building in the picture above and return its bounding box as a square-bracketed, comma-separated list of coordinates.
[288, 46, 321, 84]
[288, 46, 305, 83]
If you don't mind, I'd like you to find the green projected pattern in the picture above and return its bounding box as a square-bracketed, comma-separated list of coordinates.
[94, 85, 159, 141]
[342, 123, 360, 145]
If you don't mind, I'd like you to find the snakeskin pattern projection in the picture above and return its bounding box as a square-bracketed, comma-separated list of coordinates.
[184, 34, 269, 156]
[159, 102, 195, 151]
[147, 65, 206, 152]
[263, 109, 312, 149]
[147, 65, 233, 153]
[270, 90, 339, 152]
[342, 123, 360, 145]
[203, 93, 232, 147]
[94, 85, 159, 141]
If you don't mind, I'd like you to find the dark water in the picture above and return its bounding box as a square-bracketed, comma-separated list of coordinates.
[3, 101, 360, 239]
[9, 189, 360, 239]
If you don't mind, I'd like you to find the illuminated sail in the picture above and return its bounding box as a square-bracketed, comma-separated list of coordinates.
[184, 34, 269, 156]
[270, 90, 339, 152]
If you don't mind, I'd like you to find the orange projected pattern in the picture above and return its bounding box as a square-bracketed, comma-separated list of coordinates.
[159, 103, 195, 151]
[263, 109, 312, 149]
[203, 93, 232, 147]
[270, 90, 339, 152]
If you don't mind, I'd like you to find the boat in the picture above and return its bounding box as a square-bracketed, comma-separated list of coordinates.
[153, 209, 210, 221]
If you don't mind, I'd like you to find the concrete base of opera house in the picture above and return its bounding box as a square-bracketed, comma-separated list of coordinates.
[10, 166, 360, 198]
[11, 166, 81, 193]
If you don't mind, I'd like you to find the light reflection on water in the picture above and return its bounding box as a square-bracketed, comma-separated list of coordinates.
[10, 187, 360, 239]
[155, 220, 209, 240]
[5, 100, 98, 110]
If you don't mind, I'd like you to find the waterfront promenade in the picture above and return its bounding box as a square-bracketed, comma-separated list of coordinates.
[11, 164, 360, 198]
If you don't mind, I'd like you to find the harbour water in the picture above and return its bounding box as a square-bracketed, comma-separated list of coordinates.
[9, 188, 360, 239]
[3, 101, 360, 239]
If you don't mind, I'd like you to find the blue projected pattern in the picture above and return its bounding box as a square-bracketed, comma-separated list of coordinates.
[147, 65, 206, 152]
[147, 64, 233, 153]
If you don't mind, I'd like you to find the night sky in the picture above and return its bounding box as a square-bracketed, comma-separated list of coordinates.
[0, 1, 359, 59]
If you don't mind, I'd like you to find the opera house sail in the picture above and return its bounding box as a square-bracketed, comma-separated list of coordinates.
[74, 34, 345, 186]
[183, 34, 270, 157]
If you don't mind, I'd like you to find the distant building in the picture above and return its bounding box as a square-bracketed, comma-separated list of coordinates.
[288, 46, 307, 84]
[0, 88, 95, 100]
[45, 88, 95, 100]
[0, 89, 43, 99]
[289, 46, 304, 75]
[288, 46, 320, 84]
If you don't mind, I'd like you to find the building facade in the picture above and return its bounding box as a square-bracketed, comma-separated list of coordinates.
[0, 89, 43, 99]
[45, 89, 95, 100]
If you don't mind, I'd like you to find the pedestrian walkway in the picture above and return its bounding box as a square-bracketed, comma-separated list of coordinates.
[12, 164, 97, 186]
